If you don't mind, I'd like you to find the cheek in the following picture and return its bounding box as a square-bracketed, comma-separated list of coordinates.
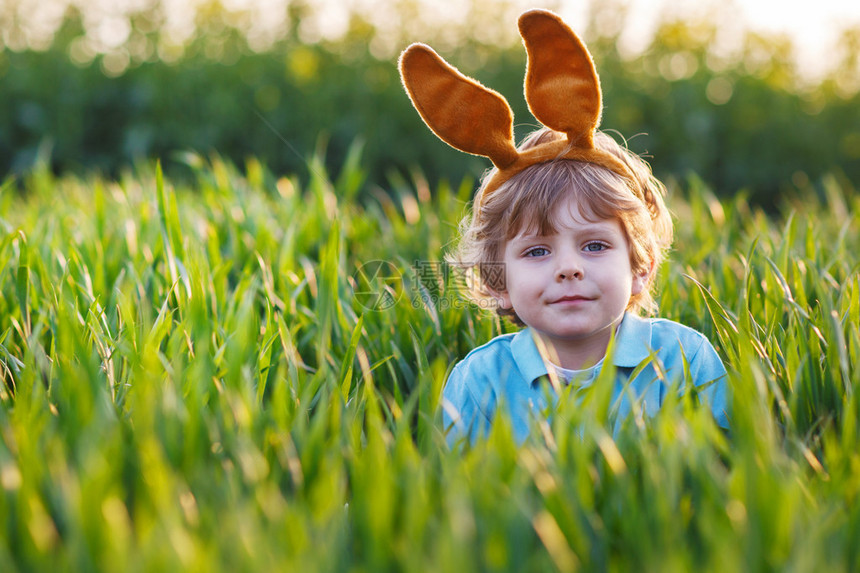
[506, 271, 546, 301]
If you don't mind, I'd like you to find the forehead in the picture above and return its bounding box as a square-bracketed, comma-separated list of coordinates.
[510, 189, 618, 237]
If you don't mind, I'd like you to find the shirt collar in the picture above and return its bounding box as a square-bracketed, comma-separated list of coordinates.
[511, 328, 552, 384]
[511, 312, 653, 384]
[612, 312, 653, 367]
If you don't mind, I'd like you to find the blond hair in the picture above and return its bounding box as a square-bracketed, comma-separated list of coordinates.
[448, 128, 673, 323]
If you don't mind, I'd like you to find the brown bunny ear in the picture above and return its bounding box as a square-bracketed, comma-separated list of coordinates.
[518, 10, 602, 148]
[398, 44, 519, 169]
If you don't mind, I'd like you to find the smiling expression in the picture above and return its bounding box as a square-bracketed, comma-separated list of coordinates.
[495, 194, 648, 369]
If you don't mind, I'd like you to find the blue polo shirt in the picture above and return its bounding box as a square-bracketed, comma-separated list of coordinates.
[442, 313, 730, 444]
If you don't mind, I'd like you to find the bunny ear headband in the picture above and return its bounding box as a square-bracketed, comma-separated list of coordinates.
[399, 9, 638, 202]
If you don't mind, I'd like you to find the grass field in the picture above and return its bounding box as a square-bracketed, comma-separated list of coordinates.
[0, 152, 858, 571]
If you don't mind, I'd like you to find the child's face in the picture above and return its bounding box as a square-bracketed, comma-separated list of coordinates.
[495, 194, 647, 368]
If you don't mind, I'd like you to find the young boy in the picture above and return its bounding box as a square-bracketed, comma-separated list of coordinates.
[398, 9, 729, 443]
[443, 128, 729, 443]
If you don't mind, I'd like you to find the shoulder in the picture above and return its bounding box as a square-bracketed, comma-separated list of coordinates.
[643, 318, 729, 428]
[647, 317, 712, 349]
[643, 316, 725, 377]
[619, 314, 721, 370]
[449, 332, 519, 376]
[443, 332, 521, 426]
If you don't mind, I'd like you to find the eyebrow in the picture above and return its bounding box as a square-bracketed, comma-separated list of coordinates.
[514, 219, 619, 239]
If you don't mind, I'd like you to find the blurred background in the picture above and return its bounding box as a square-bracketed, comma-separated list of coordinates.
[1, 0, 858, 202]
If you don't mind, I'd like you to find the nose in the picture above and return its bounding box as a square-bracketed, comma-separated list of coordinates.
[556, 251, 584, 281]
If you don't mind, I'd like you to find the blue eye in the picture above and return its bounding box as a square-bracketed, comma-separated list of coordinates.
[584, 242, 608, 252]
[525, 247, 549, 257]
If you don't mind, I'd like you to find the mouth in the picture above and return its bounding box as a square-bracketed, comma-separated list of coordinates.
[550, 294, 592, 304]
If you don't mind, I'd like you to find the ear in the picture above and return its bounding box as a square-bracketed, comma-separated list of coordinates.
[518, 9, 602, 148]
[488, 287, 513, 311]
[399, 44, 519, 169]
[631, 259, 655, 296]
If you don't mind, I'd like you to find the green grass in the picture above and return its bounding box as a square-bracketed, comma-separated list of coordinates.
[0, 152, 858, 572]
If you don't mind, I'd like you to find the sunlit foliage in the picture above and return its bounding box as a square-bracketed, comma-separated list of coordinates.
[0, 0, 858, 201]
[0, 152, 858, 570]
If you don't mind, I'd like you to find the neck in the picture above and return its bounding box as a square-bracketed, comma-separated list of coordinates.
[532, 322, 620, 371]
